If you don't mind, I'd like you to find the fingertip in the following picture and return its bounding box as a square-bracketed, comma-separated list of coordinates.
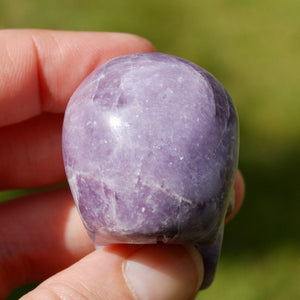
[234, 170, 245, 214]
[123, 244, 203, 300]
[103, 32, 157, 56]
[226, 169, 245, 223]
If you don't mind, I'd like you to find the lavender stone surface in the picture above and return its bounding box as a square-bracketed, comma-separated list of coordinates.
[62, 52, 239, 289]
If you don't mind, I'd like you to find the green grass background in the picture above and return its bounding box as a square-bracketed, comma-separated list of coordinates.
[1, 0, 299, 299]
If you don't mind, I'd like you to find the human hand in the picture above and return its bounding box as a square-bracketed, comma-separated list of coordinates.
[0, 29, 245, 300]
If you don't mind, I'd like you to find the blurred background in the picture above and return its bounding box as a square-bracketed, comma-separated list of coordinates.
[1, 0, 299, 299]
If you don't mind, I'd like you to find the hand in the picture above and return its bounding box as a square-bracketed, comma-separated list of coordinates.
[0, 29, 245, 300]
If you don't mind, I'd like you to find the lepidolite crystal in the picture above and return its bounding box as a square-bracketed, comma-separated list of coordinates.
[62, 53, 239, 288]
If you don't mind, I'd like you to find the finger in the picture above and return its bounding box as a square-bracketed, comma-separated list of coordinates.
[225, 170, 245, 223]
[0, 29, 155, 127]
[0, 188, 94, 298]
[0, 113, 65, 189]
[22, 244, 203, 300]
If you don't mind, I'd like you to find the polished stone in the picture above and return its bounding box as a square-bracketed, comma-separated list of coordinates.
[62, 53, 239, 288]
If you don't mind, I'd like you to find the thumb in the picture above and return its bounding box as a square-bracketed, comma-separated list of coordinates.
[21, 244, 203, 300]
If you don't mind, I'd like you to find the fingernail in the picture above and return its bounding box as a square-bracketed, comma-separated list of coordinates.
[123, 244, 204, 300]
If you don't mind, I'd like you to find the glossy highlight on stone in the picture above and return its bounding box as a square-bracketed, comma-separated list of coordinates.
[62, 53, 239, 289]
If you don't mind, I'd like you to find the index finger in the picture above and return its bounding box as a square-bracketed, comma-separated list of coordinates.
[0, 29, 155, 127]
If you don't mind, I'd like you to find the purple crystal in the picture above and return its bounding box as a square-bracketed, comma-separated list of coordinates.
[62, 53, 239, 288]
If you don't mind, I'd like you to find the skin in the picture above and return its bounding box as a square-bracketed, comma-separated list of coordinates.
[0, 29, 245, 300]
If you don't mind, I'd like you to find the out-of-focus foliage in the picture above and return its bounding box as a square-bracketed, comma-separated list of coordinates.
[1, 0, 299, 299]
